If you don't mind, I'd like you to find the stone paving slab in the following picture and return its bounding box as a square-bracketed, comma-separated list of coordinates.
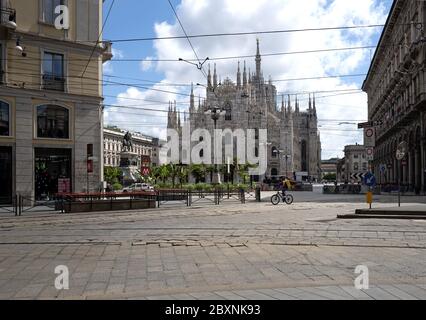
[1, 202, 426, 299]
[143, 285, 426, 300]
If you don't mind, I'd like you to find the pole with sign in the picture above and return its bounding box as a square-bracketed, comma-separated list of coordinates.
[364, 172, 376, 209]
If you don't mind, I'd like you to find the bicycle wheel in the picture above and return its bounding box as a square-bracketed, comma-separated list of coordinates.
[284, 194, 294, 205]
[271, 194, 281, 205]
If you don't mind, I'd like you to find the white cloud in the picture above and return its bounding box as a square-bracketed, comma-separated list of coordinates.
[140, 56, 155, 72]
[103, 48, 125, 75]
[111, 0, 388, 159]
[105, 81, 183, 139]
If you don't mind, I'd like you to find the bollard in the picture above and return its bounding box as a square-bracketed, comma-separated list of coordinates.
[366, 191, 373, 210]
[255, 186, 261, 202]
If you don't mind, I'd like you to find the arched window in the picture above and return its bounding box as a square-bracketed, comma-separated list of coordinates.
[37, 105, 69, 139]
[271, 168, 278, 177]
[301, 140, 308, 172]
[0, 101, 10, 137]
[272, 147, 278, 158]
[225, 102, 232, 121]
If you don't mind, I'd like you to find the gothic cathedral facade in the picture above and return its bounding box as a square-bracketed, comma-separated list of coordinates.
[167, 40, 322, 182]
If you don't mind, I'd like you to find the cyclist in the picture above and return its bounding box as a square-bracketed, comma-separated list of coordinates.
[281, 177, 292, 197]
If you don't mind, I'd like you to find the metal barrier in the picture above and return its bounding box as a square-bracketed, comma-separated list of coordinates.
[0, 195, 18, 216]
[157, 189, 190, 207]
[2, 188, 248, 217]
[157, 188, 246, 207]
[18, 195, 59, 215]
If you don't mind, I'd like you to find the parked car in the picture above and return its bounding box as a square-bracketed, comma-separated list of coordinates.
[122, 183, 154, 193]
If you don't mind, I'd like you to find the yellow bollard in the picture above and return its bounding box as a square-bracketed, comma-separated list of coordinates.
[366, 191, 373, 210]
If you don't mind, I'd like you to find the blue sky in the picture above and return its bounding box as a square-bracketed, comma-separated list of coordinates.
[102, 0, 393, 159]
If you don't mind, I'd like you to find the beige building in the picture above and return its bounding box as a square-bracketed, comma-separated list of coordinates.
[103, 127, 165, 168]
[362, 0, 426, 193]
[320, 158, 339, 179]
[337, 145, 369, 183]
[0, 0, 112, 203]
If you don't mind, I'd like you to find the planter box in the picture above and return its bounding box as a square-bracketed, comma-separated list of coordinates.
[63, 199, 156, 213]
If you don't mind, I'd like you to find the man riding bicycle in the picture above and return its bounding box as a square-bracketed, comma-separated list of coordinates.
[281, 177, 292, 196]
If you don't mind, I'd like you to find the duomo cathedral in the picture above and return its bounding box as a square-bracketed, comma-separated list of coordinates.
[167, 40, 321, 181]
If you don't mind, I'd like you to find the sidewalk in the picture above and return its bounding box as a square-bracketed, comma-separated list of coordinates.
[117, 284, 426, 300]
[339, 205, 426, 220]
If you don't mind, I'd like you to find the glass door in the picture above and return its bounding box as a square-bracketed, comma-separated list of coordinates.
[0, 146, 12, 204]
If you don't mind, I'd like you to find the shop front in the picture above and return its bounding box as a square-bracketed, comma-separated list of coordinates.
[35, 148, 72, 201]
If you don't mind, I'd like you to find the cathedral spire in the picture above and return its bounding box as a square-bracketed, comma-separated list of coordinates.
[255, 39, 262, 79]
[295, 96, 299, 113]
[313, 93, 317, 115]
[309, 93, 312, 111]
[190, 83, 195, 110]
[243, 61, 247, 87]
[237, 61, 241, 88]
[207, 64, 212, 89]
[287, 95, 292, 113]
[213, 63, 218, 88]
[177, 111, 181, 128]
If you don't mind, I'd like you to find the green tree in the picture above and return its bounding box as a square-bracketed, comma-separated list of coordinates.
[190, 164, 207, 183]
[167, 163, 180, 188]
[150, 166, 162, 184]
[159, 165, 170, 184]
[177, 166, 189, 187]
[104, 167, 122, 185]
[206, 165, 215, 183]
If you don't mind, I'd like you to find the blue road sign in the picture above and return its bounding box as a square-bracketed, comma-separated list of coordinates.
[364, 172, 377, 187]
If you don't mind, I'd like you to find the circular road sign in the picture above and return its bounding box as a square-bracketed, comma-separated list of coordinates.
[396, 141, 408, 161]
[364, 172, 377, 187]
[365, 128, 374, 138]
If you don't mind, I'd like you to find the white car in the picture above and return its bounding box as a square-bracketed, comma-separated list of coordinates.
[122, 183, 154, 193]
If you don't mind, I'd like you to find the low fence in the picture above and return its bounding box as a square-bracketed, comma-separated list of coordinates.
[57, 192, 157, 213]
[323, 184, 362, 194]
[0, 195, 18, 216]
[1, 187, 249, 216]
[157, 188, 246, 207]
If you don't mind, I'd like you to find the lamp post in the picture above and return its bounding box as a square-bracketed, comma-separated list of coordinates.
[204, 106, 226, 184]
[273, 149, 292, 178]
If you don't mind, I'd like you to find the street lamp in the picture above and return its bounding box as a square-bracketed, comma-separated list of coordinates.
[273, 149, 292, 178]
[204, 106, 226, 184]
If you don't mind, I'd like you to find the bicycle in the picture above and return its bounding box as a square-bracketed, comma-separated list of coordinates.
[271, 191, 294, 205]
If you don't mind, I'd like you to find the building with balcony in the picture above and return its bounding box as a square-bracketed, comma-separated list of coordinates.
[103, 127, 166, 169]
[0, 0, 112, 203]
[362, 0, 426, 193]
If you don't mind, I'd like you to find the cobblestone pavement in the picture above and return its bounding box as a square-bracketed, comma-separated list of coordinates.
[0, 201, 425, 299]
